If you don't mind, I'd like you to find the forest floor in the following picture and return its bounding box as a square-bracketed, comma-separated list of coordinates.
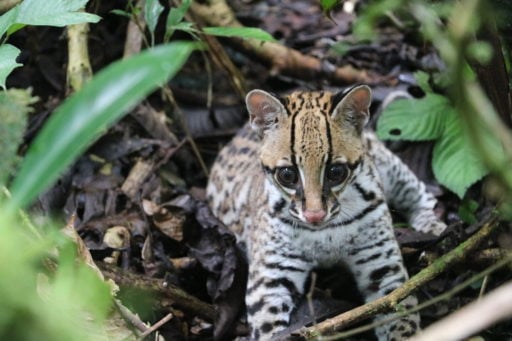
[8, 0, 512, 340]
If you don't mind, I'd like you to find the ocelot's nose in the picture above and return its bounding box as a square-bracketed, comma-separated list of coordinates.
[303, 209, 326, 224]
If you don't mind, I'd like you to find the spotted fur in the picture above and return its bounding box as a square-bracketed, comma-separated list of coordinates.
[207, 86, 446, 340]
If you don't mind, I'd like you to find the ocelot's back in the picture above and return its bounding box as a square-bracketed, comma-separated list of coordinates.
[207, 86, 446, 340]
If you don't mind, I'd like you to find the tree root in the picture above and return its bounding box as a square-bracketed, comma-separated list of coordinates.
[299, 213, 501, 339]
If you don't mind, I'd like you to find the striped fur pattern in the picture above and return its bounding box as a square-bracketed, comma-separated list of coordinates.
[207, 86, 446, 340]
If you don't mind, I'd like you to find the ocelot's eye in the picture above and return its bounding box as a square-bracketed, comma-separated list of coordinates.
[326, 163, 348, 185]
[276, 167, 299, 187]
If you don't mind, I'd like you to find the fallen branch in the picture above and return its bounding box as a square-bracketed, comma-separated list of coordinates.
[99, 262, 217, 321]
[189, 0, 377, 85]
[299, 213, 500, 339]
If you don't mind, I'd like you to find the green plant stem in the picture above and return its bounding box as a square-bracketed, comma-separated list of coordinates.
[66, 21, 93, 93]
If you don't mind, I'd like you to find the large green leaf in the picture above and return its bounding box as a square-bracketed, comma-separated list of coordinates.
[432, 112, 488, 198]
[377, 91, 492, 198]
[0, 44, 22, 89]
[16, 0, 101, 27]
[6, 42, 196, 212]
[376, 93, 448, 141]
[202, 26, 276, 42]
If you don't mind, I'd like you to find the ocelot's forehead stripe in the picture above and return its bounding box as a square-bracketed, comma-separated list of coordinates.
[284, 91, 334, 167]
[323, 104, 333, 164]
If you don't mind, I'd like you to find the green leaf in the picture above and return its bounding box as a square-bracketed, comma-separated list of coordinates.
[320, 0, 339, 13]
[0, 44, 22, 90]
[377, 92, 492, 197]
[172, 21, 195, 32]
[166, 0, 191, 30]
[0, 5, 20, 38]
[145, 0, 164, 36]
[432, 112, 488, 198]
[16, 0, 101, 27]
[202, 26, 276, 41]
[110, 9, 133, 19]
[164, 0, 192, 41]
[377, 93, 448, 141]
[6, 42, 196, 212]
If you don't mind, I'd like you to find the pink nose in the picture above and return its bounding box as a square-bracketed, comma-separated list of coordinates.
[303, 209, 326, 224]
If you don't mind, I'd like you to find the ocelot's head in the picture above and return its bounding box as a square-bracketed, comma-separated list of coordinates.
[246, 86, 371, 227]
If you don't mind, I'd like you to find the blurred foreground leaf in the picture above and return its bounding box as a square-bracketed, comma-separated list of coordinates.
[6, 42, 196, 212]
[0, 217, 111, 340]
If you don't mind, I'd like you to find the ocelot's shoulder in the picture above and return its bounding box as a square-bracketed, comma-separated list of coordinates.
[362, 130, 381, 150]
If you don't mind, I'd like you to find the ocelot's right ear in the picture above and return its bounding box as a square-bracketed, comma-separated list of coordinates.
[246, 90, 287, 135]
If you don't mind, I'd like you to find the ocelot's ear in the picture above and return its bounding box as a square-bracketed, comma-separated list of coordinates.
[331, 85, 372, 134]
[246, 89, 287, 135]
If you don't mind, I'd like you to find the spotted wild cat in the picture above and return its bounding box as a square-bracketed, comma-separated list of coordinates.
[206, 86, 446, 340]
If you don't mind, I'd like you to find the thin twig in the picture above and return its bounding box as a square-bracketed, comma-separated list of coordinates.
[138, 313, 174, 339]
[114, 299, 147, 335]
[162, 87, 210, 177]
[306, 272, 318, 328]
[479, 275, 489, 299]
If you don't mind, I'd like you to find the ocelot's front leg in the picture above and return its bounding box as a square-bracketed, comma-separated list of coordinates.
[245, 245, 313, 340]
[345, 219, 420, 340]
[368, 134, 446, 236]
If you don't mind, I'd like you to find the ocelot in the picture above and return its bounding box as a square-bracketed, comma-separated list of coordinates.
[206, 86, 446, 340]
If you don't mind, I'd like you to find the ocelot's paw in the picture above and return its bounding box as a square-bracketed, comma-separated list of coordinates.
[375, 295, 420, 341]
[410, 210, 446, 236]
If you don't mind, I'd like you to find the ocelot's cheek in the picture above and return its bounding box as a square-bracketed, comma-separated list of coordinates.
[288, 199, 300, 217]
[326, 194, 341, 216]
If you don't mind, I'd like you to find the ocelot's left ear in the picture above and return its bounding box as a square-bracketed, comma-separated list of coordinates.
[246, 89, 287, 136]
[331, 85, 372, 134]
